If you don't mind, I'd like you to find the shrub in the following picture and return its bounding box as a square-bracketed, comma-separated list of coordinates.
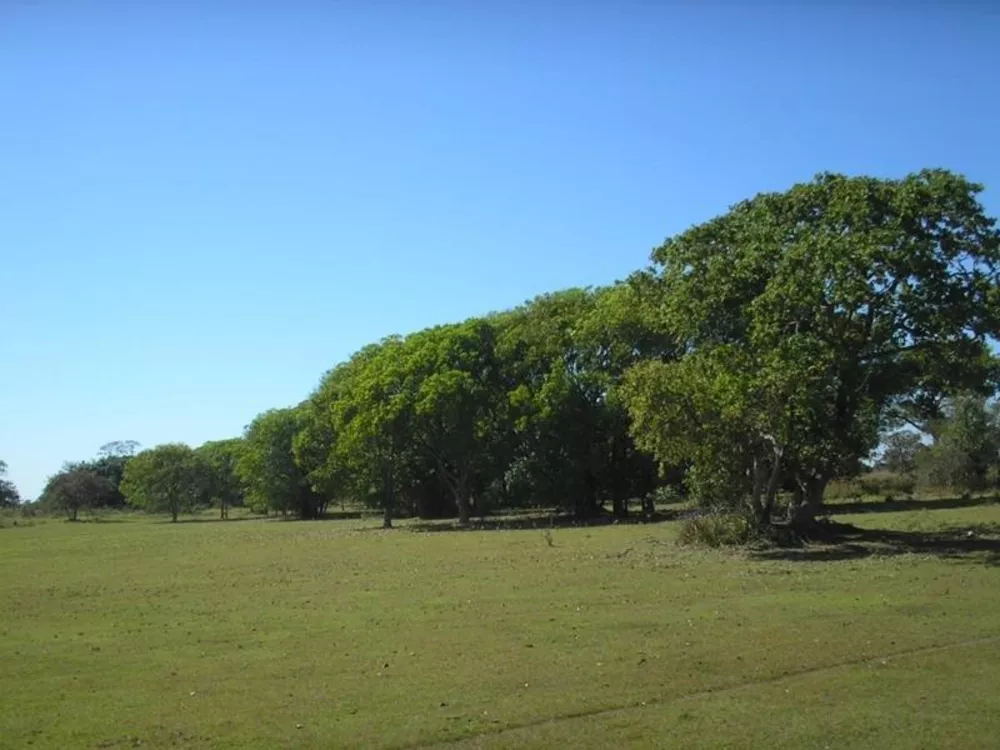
[825, 478, 863, 501]
[857, 470, 915, 498]
[677, 512, 757, 548]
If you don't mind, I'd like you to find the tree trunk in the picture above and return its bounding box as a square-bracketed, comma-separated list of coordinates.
[382, 464, 394, 529]
[449, 472, 471, 526]
[761, 446, 784, 525]
[171, 507, 178, 522]
[748, 456, 767, 522]
[788, 476, 829, 529]
[612, 495, 628, 519]
[456, 488, 471, 526]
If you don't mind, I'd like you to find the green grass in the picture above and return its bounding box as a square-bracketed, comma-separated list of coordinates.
[2, 498, 1000, 749]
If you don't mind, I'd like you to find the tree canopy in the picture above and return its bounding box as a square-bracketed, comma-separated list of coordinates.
[39, 465, 116, 521]
[120, 444, 213, 522]
[34, 169, 1000, 536]
[625, 170, 1000, 526]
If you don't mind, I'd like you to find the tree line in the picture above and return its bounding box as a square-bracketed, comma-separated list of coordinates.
[12, 170, 1000, 532]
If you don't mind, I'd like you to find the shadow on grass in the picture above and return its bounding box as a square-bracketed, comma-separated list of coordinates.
[827, 495, 1000, 516]
[755, 520, 1000, 566]
[407, 509, 685, 533]
[169, 509, 382, 524]
[166, 515, 269, 524]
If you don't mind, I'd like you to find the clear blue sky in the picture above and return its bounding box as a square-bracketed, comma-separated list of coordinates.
[2, 3, 998, 499]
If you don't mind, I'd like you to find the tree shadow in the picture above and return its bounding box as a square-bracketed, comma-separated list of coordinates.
[407, 509, 684, 533]
[754, 520, 1000, 566]
[166, 515, 269, 524]
[826, 495, 1000, 516]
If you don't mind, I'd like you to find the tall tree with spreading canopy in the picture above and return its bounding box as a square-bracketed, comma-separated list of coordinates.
[399, 320, 510, 526]
[625, 170, 1000, 527]
[238, 408, 325, 518]
[120, 444, 213, 522]
[330, 338, 425, 528]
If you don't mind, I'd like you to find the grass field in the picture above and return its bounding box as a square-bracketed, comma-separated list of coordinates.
[2, 497, 1000, 749]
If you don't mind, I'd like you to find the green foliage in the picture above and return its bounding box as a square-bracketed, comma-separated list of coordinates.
[0, 460, 20, 508]
[196, 438, 244, 518]
[39, 465, 117, 520]
[238, 409, 324, 518]
[120, 444, 213, 521]
[910, 395, 1000, 493]
[496, 286, 664, 518]
[858, 470, 917, 498]
[677, 512, 757, 547]
[625, 169, 1000, 528]
[878, 431, 924, 475]
[37, 170, 1000, 540]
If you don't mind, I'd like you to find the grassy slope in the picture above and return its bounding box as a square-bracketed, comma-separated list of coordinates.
[1, 500, 999, 749]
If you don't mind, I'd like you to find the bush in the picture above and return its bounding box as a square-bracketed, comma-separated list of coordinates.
[825, 478, 863, 501]
[677, 512, 757, 548]
[857, 470, 916, 498]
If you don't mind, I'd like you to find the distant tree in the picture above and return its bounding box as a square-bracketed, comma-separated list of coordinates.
[879, 431, 924, 475]
[196, 439, 244, 519]
[80, 441, 141, 509]
[120, 444, 213, 522]
[917, 395, 1000, 492]
[97, 440, 141, 459]
[0, 460, 20, 508]
[39, 465, 115, 521]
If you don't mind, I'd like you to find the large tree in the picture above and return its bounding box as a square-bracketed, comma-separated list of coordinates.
[400, 320, 509, 526]
[916, 394, 1000, 492]
[120, 444, 213, 522]
[238, 408, 324, 519]
[625, 170, 1000, 527]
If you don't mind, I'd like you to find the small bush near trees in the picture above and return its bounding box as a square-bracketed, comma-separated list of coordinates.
[677, 512, 757, 548]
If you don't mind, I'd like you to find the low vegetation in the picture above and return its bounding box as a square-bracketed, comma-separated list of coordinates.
[2, 496, 999, 748]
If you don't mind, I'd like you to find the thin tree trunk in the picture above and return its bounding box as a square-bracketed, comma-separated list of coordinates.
[441, 464, 471, 526]
[382, 463, 394, 529]
[761, 445, 784, 525]
[456, 482, 471, 526]
[612, 495, 628, 518]
[749, 456, 767, 522]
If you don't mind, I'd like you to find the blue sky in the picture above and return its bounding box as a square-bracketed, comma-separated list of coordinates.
[2, 3, 999, 499]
